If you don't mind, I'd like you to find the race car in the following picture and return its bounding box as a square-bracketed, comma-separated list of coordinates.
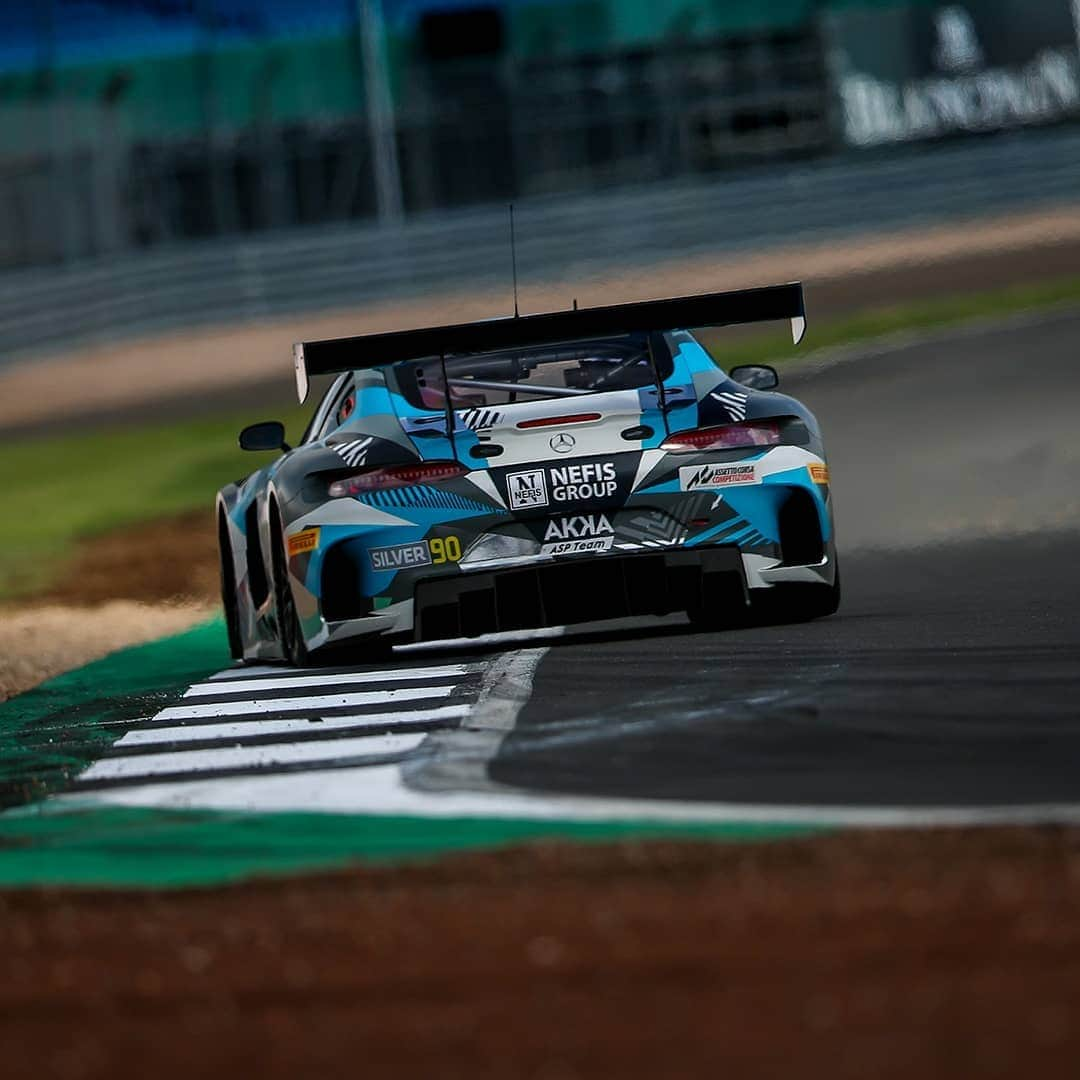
[217, 282, 839, 664]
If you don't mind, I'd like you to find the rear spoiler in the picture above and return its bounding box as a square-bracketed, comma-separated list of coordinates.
[292, 282, 806, 403]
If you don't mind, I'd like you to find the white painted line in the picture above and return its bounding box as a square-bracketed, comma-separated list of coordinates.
[184, 664, 475, 698]
[79, 732, 428, 782]
[117, 705, 469, 747]
[59, 762, 1080, 830]
[154, 685, 455, 721]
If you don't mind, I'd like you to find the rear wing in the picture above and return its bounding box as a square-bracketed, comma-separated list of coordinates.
[292, 282, 806, 402]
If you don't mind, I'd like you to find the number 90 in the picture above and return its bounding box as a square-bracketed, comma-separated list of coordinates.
[429, 536, 462, 564]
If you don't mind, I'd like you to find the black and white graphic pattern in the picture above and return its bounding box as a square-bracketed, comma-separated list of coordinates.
[616, 508, 692, 548]
[458, 408, 503, 432]
[69, 661, 483, 794]
[334, 436, 374, 468]
[711, 390, 749, 422]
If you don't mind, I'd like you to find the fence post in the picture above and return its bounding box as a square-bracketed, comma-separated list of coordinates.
[359, 0, 404, 226]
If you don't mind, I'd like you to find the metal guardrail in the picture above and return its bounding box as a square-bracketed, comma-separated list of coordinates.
[2, 125, 1079, 369]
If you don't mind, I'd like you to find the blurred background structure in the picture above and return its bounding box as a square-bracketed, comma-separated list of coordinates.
[0, 0, 1079, 360]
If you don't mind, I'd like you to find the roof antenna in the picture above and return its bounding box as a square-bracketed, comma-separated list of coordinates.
[509, 204, 520, 318]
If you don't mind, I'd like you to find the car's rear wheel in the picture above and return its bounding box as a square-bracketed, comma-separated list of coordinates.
[688, 566, 841, 630]
[323, 635, 397, 667]
[217, 518, 244, 661]
[270, 513, 309, 667]
[751, 568, 841, 625]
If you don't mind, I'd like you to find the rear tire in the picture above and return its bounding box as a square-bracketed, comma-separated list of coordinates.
[320, 635, 397, 667]
[751, 568, 841, 625]
[689, 566, 841, 631]
[218, 519, 244, 662]
[270, 514, 310, 667]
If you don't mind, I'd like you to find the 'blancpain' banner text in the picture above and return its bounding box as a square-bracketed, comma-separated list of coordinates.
[829, 2, 1080, 147]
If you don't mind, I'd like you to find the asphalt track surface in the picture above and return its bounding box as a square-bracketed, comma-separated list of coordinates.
[495, 309, 1080, 809]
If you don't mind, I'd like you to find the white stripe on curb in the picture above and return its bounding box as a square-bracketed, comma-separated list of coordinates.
[116, 705, 469, 747]
[184, 665, 475, 698]
[155, 684, 455, 721]
[80, 732, 427, 782]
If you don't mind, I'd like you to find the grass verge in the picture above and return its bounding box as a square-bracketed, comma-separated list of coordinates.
[2, 273, 1079, 602]
[0, 406, 308, 601]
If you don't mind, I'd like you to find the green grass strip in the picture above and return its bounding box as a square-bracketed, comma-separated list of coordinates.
[0, 805, 818, 888]
[0, 618, 229, 808]
[0, 404, 308, 600]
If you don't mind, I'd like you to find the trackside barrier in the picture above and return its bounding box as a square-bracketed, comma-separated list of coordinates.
[1, 125, 1079, 368]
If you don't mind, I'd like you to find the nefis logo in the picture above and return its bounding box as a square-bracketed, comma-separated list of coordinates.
[544, 514, 614, 541]
[506, 469, 549, 510]
[550, 461, 617, 502]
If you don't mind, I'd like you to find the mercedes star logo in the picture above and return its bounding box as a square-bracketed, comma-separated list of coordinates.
[550, 433, 576, 454]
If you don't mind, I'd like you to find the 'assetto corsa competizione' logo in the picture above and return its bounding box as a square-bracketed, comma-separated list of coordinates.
[679, 463, 760, 491]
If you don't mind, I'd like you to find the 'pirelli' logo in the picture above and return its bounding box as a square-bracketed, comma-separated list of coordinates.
[287, 528, 320, 557]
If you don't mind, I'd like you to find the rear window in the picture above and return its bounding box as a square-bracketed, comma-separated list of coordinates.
[392, 334, 672, 412]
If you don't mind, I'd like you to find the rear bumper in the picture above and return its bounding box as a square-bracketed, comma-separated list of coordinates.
[413, 546, 746, 641]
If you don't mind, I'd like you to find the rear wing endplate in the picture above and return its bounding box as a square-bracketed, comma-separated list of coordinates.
[293, 281, 806, 403]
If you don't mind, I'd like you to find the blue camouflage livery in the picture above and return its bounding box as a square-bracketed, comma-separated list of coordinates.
[217, 292, 838, 664]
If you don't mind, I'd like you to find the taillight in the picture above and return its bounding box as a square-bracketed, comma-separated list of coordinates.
[516, 413, 602, 429]
[660, 420, 783, 452]
[328, 461, 467, 497]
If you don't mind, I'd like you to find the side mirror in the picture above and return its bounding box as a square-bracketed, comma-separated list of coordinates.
[239, 421, 290, 453]
[729, 364, 779, 390]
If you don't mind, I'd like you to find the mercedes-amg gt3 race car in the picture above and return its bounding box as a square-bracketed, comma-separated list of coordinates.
[217, 283, 838, 664]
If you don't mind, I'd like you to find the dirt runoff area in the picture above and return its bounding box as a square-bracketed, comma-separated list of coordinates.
[3, 826, 1079, 1079]
[0, 511, 218, 702]
[0, 600, 213, 702]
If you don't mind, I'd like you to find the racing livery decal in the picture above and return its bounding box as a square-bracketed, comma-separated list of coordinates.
[506, 469, 549, 510]
[369, 541, 432, 572]
[459, 408, 503, 431]
[542, 514, 615, 556]
[711, 389, 749, 421]
[679, 462, 760, 490]
[334, 437, 374, 468]
[287, 528, 320, 557]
